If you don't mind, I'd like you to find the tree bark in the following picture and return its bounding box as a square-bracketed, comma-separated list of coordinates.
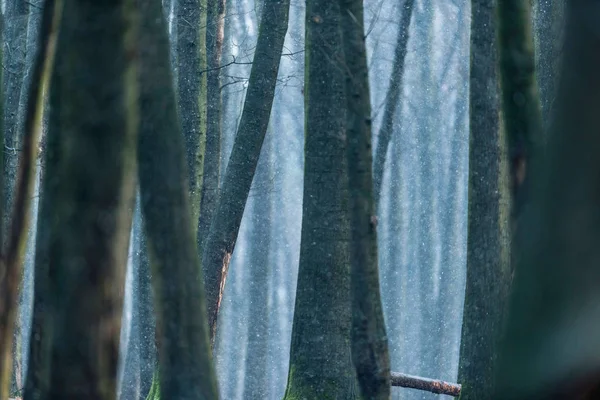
[1, 0, 60, 397]
[3, 0, 29, 244]
[40, 0, 138, 397]
[196, 0, 226, 249]
[372, 0, 414, 207]
[533, 0, 563, 130]
[201, 0, 290, 341]
[339, 0, 391, 398]
[283, 2, 358, 398]
[177, 0, 207, 223]
[495, 2, 600, 398]
[457, 1, 511, 399]
[391, 372, 461, 397]
[137, 0, 219, 397]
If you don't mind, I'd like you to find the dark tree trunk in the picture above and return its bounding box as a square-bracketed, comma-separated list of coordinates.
[495, 2, 600, 398]
[533, 0, 563, 130]
[457, 0, 511, 398]
[201, 0, 290, 341]
[339, 0, 391, 398]
[137, 216, 156, 399]
[372, 0, 414, 207]
[177, 0, 207, 222]
[283, 2, 358, 397]
[196, 0, 226, 249]
[498, 0, 543, 221]
[137, 0, 219, 397]
[40, 0, 138, 397]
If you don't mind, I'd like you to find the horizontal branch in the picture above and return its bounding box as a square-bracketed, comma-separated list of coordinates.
[391, 372, 461, 397]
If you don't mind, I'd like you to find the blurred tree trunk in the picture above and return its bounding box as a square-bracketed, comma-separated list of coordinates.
[196, 0, 226, 249]
[177, 0, 207, 222]
[372, 0, 414, 207]
[459, 0, 541, 399]
[242, 129, 273, 400]
[137, 0, 219, 397]
[498, 0, 542, 221]
[42, 0, 137, 397]
[339, 0, 391, 398]
[457, 0, 510, 399]
[495, 2, 600, 398]
[201, 0, 290, 341]
[283, 2, 358, 398]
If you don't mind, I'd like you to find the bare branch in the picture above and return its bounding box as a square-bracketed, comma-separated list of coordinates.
[391, 372, 461, 397]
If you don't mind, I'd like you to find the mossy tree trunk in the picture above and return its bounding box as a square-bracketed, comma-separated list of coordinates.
[495, 2, 600, 398]
[201, 0, 290, 341]
[283, 2, 358, 397]
[457, 1, 510, 399]
[137, 0, 219, 397]
[39, 0, 138, 397]
[339, 0, 391, 398]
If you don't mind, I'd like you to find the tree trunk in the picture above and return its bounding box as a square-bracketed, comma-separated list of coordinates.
[457, 0, 511, 398]
[3, 0, 28, 244]
[40, 0, 137, 397]
[372, 0, 414, 207]
[498, 0, 543, 220]
[242, 129, 273, 399]
[137, 0, 219, 397]
[283, 2, 358, 398]
[339, 0, 391, 398]
[177, 0, 207, 223]
[1, 0, 59, 397]
[533, 0, 563, 130]
[201, 0, 290, 341]
[137, 214, 156, 399]
[495, 2, 600, 398]
[196, 0, 226, 249]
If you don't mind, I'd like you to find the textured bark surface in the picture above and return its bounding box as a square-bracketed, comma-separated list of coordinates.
[2, 0, 28, 242]
[196, 0, 226, 249]
[533, 0, 563, 130]
[201, 0, 290, 341]
[41, 0, 137, 397]
[372, 0, 414, 207]
[283, 1, 358, 398]
[1, 1, 60, 397]
[137, 0, 219, 397]
[339, 0, 391, 398]
[495, 2, 600, 399]
[457, 1, 511, 399]
[177, 0, 207, 223]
